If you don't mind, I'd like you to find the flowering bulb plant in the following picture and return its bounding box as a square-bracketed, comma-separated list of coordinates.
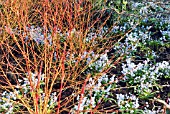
[0, 0, 170, 114]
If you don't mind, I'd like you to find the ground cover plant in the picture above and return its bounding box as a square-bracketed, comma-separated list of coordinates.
[0, 0, 170, 114]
